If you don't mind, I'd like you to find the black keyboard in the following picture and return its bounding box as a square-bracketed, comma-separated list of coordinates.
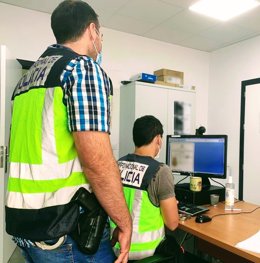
[178, 202, 209, 216]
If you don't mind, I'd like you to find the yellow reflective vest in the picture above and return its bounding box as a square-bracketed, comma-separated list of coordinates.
[6, 47, 90, 241]
[111, 154, 165, 260]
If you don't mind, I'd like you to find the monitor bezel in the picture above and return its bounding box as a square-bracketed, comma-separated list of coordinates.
[166, 134, 228, 180]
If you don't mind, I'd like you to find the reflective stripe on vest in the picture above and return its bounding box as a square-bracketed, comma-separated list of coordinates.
[111, 187, 164, 260]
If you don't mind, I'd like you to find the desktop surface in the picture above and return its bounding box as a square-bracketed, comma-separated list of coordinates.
[178, 201, 260, 262]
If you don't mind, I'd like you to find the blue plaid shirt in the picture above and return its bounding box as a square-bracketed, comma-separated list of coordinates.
[59, 44, 112, 133]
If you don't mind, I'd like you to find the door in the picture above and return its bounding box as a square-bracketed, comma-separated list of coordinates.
[0, 45, 21, 262]
[239, 78, 260, 204]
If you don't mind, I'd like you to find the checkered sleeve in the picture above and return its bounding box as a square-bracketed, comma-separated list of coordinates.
[62, 57, 112, 133]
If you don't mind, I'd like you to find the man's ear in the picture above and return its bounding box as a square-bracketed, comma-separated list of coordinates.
[157, 135, 163, 147]
[154, 134, 161, 145]
[88, 22, 97, 41]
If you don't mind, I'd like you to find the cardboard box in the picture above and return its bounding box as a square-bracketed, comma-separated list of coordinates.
[157, 75, 182, 85]
[154, 68, 184, 85]
[155, 80, 182, 88]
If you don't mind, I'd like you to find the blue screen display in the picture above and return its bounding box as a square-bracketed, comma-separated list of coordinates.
[194, 141, 224, 175]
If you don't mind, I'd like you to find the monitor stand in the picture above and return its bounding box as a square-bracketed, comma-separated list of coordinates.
[201, 177, 211, 190]
[175, 178, 225, 205]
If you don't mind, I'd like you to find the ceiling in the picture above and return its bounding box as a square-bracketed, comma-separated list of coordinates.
[1, 0, 260, 52]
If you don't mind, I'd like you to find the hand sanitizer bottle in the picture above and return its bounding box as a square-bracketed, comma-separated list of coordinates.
[225, 168, 235, 210]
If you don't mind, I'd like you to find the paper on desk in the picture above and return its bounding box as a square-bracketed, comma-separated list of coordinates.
[235, 230, 260, 254]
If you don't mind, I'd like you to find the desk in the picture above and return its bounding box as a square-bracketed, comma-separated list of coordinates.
[178, 201, 260, 263]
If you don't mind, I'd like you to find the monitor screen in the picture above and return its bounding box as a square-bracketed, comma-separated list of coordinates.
[166, 135, 227, 186]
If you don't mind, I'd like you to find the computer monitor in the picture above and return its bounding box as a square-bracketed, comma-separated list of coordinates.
[166, 135, 227, 188]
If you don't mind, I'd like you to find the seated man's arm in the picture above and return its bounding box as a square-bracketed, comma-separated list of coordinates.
[148, 164, 179, 231]
[160, 197, 179, 231]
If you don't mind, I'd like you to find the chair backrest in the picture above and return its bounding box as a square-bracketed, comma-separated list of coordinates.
[132, 254, 175, 263]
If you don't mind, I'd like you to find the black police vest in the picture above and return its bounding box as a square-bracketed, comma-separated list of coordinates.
[118, 154, 162, 191]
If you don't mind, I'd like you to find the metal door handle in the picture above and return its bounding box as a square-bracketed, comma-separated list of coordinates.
[0, 146, 4, 168]
[5, 146, 8, 173]
[0, 146, 8, 172]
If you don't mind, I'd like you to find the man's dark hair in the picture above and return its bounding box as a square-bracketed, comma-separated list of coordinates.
[133, 115, 163, 147]
[51, 0, 99, 44]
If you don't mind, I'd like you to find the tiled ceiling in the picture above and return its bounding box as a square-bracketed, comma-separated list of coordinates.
[1, 0, 260, 52]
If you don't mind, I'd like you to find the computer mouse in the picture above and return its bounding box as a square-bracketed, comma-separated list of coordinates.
[195, 214, 212, 223]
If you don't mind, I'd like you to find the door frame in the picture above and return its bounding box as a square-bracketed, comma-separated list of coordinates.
[239, 77, 260, 200]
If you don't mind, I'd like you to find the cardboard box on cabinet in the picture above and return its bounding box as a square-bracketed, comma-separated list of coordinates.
[154, 68, 184, 87]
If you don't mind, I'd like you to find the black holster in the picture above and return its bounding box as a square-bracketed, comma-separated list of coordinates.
[71, 187, 108, 254]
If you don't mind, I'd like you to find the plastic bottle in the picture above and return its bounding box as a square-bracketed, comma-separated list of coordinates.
[225, 174, 235, 210]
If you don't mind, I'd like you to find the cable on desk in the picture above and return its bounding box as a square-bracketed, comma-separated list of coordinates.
[211, 206, 260, 219]
[210, 178, 225, 188]
[175, 175, 189, 185]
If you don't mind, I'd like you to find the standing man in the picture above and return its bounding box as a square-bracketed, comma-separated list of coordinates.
[111, 115, 180, 260]
[5, 1, 131, 263]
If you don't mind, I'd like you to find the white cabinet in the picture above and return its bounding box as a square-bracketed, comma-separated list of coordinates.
[119, 81, 196, 163]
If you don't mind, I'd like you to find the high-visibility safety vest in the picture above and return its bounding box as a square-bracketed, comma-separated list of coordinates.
[111, 154, 165, 260]
[5, 46, 92, 241]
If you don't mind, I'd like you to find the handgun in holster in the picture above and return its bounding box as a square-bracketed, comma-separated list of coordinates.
[71, 187, 108, 254]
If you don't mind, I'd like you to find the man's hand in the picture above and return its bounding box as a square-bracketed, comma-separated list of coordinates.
[111, 226, 132, 263]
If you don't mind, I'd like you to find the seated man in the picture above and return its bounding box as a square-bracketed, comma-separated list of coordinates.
[111, 115, 180, 260]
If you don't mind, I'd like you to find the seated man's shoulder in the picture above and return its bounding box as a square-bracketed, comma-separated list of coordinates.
[156, 164, 173, 179]
[148, 163, 175, 206]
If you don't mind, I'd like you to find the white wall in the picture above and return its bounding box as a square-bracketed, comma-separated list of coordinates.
[102, 28, 210, 157]
[0, 4, 55, 60]
[209, 36, 260, 200]
[0, 2, 210, 159]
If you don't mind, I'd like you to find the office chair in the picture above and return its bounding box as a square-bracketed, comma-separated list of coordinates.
[133, 254, 175, 263]
[133, 252, 206, 263]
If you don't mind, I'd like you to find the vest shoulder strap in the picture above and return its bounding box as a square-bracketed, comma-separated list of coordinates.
[12, 46, 82, 100]
[40, 46, 81, 88]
